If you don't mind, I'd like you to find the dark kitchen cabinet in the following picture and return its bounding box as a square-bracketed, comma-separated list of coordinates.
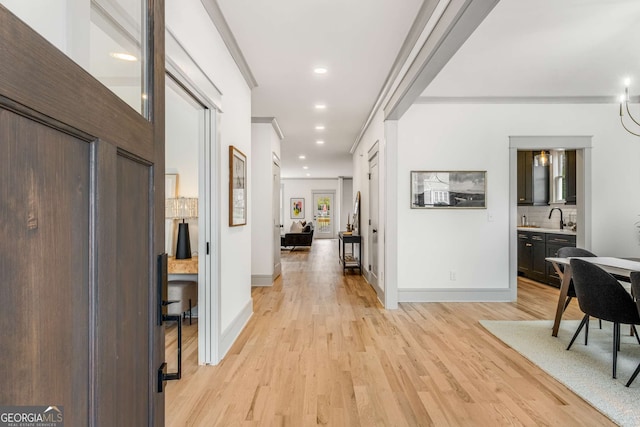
[545, 233, 577, 287]
[518, 230, 576, 286]
[517, 151, 549, 206]
[517, 232, 532, 274]
[517, 151, 533, 205]
[565, 150, 577, 205]
[517, 231, 546, 283]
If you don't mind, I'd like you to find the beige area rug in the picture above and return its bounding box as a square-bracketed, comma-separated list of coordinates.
[480, 319, 640, 427]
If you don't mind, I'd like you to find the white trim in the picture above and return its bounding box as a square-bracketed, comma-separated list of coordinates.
[218, 299, 253, 360]
[251, 274, 274, 287]
[415, 96, 621, 105]
[383, 121, 398, 309]
[199, 0, 258, 89]
[251, 117, 285, 141]
[399, 288, 514, 302]
[166, 28, 223, 111]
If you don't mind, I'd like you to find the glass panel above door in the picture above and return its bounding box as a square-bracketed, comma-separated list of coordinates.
[1, 0, 148, 116]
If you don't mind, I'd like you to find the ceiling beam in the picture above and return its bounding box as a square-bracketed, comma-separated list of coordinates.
[384, 0, 499, 120]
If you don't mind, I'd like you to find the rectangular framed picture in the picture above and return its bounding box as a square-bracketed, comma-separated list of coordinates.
[410, 171, 486, 209]
[290, 198, 305, 219]
[229, 146, 247, 226]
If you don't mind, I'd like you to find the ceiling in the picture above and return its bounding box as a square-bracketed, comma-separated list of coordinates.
[217, 0, 640, 179]
[423, 0, 640, 98]
[217, 0, 423, 178]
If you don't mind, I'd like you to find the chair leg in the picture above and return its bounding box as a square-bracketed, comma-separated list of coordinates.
[585, 317, 589, 346]
[567, 314, 589, 350]
[613, 323, 619, 379]
[626, 363, 640, 387]
[563, 296, 572, 312]
[633, 325, 640, 345]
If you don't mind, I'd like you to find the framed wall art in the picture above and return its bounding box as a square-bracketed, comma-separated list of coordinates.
[410, 171, 486, 209]
[229, 146, 247, 226]
[290, 198, 305, 219]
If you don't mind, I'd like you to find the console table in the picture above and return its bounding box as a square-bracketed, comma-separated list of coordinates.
[338, 232, 361, 274]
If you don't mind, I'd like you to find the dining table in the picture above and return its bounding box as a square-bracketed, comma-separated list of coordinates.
[546, 256, 640, 337]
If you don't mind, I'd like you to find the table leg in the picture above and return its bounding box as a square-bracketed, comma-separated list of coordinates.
[552, 262, 571, 337]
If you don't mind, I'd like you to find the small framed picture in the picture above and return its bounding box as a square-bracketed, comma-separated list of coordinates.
[410, 170, 487, 209]
[229, 146, 247, 226]
[290, 198, 305, 219]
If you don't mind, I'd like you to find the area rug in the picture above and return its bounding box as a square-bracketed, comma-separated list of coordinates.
[480, 319, 640, 427]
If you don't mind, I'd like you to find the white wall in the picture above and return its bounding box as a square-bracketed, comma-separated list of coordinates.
[167, 0, 252, 339]
[341, 178, 353, 230]
[251, 122, 281, 281]
[396, 102, 640, 296]
[282, 178, 340, 231]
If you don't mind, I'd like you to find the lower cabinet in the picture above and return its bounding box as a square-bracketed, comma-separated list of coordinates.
[518, 230, 576, 287]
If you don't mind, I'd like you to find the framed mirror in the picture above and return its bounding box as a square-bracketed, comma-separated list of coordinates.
[352, 191, 361, 233]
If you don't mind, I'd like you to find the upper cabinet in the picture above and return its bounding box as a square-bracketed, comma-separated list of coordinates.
[517, 149, 576, 206]
[517, 150, 549, 206]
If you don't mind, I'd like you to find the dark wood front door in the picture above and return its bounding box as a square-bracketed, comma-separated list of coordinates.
[0, 3, 165, 426]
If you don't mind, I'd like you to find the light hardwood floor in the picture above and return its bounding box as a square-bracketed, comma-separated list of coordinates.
[165, 239, 613, 426]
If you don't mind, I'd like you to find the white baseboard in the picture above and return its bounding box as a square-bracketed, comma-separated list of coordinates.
[219, 299, 253, 359]
[398, 287, 515, 302]
[251, 274, 274, 287]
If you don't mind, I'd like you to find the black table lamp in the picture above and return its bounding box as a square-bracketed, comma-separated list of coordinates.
[166, 197, 198, 259]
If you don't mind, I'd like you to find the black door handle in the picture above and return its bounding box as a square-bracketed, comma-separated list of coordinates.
[372, 229, 377, 233]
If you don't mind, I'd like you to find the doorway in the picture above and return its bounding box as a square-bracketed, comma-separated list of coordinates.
[368, 143, 380, 289]
[273, 157, 282, 277]
[312, 190, 336, 238]
[509, 136, 593, 297]
[165, 75, 206, 374]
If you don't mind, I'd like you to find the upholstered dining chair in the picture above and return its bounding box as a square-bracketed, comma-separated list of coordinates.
[567, 259, 640, 379]
[625, 272, 640, 387]
[556, 247, 597, 312]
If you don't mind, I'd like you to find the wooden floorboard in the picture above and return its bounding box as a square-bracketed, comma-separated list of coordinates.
[165, 240, 614, 426]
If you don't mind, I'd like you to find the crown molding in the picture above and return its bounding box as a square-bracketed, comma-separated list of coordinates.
[251, 117, 285, 140]
[349, 0, 440, 154]
[200, 0, 258, 89]
[415, 96, 622, 104]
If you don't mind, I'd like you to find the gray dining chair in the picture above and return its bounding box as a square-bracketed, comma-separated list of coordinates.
[557, 247, 596, 313]
[568, 259, 640, 379]
[625, 272, 640, 386]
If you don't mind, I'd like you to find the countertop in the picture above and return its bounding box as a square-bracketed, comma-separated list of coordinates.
[517, 227, 577, 236]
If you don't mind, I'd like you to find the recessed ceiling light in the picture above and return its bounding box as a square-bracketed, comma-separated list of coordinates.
[313, 67, 328, 75]
[624, 77, 631, 87]
[316, 140, 325, 145]
[110, 52, 138, 62]
[299, 155, 306, 160]
[303, 166, 309, 170]
[314, 104, 326, 110]
[315, 125, 325, 131]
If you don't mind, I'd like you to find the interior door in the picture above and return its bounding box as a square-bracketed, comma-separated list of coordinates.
[312, 191, 335, 239]
[273, 159, 281, 277]
[369, 150, 380, 288]
[0, 4, 165, 425]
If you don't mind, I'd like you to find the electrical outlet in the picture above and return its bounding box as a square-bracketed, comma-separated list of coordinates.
[450, 271, 456, 281]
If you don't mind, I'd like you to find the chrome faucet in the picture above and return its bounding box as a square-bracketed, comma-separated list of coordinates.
[548, 207, 564, 230]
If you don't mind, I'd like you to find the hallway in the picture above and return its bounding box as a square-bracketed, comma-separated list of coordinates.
[166, 239, 610, 426]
